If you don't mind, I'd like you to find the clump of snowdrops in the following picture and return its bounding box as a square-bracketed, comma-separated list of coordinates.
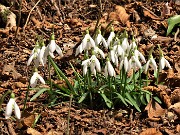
[1, 27, 172, 122]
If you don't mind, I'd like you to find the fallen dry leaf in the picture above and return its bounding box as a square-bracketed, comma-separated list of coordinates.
[108, 5, 130, 26]
[145, 99, 166, 120]
[143, 10, 160, 20]
[27, 128, 42, 135]
[176, 124, 180, 132]
[140, 128, 162, 135]
[2, 62, 22, 80]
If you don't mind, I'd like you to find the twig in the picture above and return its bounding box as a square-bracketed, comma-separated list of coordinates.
[174, 28, 179, 41]
[141, 5, 160, 19]
[15, 0, 22, 38]
[23, 0, 41, 31]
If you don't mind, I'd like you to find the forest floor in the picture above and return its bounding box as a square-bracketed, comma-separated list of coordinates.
[0, 0, 180, 135]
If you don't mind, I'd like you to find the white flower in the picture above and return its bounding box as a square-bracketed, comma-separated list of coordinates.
[107, 31, 115, 48]
[159, 56, 172, 72]
[134, 49, 146, 63]
[128, 56, 142, 71]
[113, 44, 124, 57]
[104, 60, 116, 77]
[81, 55, 101, 76]
[38, 46, 47, 66]
[94, 46, 105, 59]
[119, 56, 129, 72]
[5, 98, 21, 119]
[95, 33, 108, 48]
[30, 71, 45, 88]
[47, 40, 63, 58]
[129, 40, 137, 50]
[75, 33, 96, 56]
[27, 47, 40, 67]
[122, 38, 129, 52]
[144, 57, 157, 74]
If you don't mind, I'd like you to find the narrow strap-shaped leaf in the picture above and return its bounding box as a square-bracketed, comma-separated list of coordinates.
[100, 93, 112, 108]
[30, 88, 48, 101]
[78, 92, 89, 103]
[125, 93, 141, 112]
[114, 92, 128, 106]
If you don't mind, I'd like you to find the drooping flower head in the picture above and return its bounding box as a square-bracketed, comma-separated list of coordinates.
[5, 93, 21, 120]
[47, 33, 63, 58]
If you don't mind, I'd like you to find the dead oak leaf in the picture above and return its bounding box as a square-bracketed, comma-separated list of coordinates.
[145, 99, 166, 120]
[2, 62, 22, 79]
[27, 128, 42, 135]
[140, 128, 162, 135]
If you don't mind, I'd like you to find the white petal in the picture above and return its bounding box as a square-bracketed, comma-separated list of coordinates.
[95, 34, 101, 45]
[159, 57, 165, 71]
[5, 98, 15, 119]
[56, 44, 63, 57]
[139, 51, 146, 63]
[27, 54, 35, 66]
[82, 34, 88, 49]
[90, 61, 96, 74]
[150, 58, 157, 72]
[124, 57, 129, 72]
[133, 56, 142, 69]
[38, 46, 46, 66]
[83, 64, 88, 76]
[94, 57, 101, 72]
[144, 60, 150, 74]
[30, 72, 38, 88]
[117, 45, 124, 56]
[101, 35, 108, 48]
[110, 50, 115, 63]
[107, 32, 115, 47]
[48, 40, 56, 53]
[14, 102, 21, 119]
[107, 61, 115, 77]
[89, 36, 96, 48]
[49, 51, 55, 58]
[82, 59, 90, 66]
[36, 73, 45, 84]
[122, 38, 129, 51]
[97, 48, 105, 59]
[165, 59, 171, 69]
[128, 58, 132, 71]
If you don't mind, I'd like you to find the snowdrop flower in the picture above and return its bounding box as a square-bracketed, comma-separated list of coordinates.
[128, 55, 142, 71]
[47, 34, 63, 58]
[94, 46, 105, 59]
[159, 56, 172, 72]
[5, 93, 21, 120]
[95, 30, 108, 48]
[122, 37, 130, 52]
[144, 56, 157, 74]
[81, 55, 101, 76]
[134, 49, 146, 63]
[129, 39, 137, 50]
[107, 30, 115, 48]
[104, 60, 116, 77]
[30, 70, 45, 88]
[38, 42, 47, 66]
[120, 56, 129, 73]
[75, 31, 96, 56]
[27, 42, 40, 67]
[113, 44, 124, 57]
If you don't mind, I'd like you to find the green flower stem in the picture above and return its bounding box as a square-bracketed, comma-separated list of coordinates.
[23, 84, 30, 112]
[0, 90, 11, 110]
[139, 69, 142, 89]
[123, 71, 127, 97]
[133, 69, 136, 90]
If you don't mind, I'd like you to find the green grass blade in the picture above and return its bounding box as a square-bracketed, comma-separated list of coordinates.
[78, 92, 89, 103]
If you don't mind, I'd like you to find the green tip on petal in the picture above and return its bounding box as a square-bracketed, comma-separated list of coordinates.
[10, 92, 15, 98]
[86, 29, 89, 34]
[51, 33, 55, 40]
[111, 27, 114, 32]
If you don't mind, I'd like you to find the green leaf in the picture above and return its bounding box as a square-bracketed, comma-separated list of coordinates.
[153, 96, 162, 104]
[140, 94, 147, 105]
[30, 88, 48, 101]
[146, 92, 151, 103]
[78, 92, 89, 103]
[125, 93, 141, 112]
[49, 57, 75, 95]
[167, 15, 180, 36]
[100, 93, 112, 108]
[114, 92, 128, 106]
